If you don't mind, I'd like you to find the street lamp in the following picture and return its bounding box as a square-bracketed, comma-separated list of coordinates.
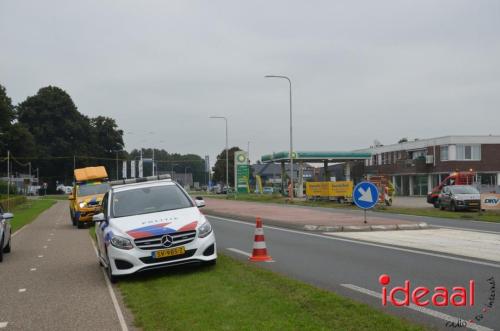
[265, 75, 294, 200]
[209, 116, 229, 191]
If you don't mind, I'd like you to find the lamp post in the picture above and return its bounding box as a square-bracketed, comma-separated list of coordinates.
[265, 75, 294, 200]
[209, 116, 229, 191]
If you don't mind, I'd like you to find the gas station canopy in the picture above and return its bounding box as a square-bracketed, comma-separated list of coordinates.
[261, 151, 372, 163]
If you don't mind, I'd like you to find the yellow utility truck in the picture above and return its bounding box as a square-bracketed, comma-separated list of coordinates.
[69, 166, 109, 228]
[305, 181, 354, 203]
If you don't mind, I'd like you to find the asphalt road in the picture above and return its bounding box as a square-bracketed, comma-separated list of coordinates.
[208, 214, 500, 331]
[0, 201, 131, 331]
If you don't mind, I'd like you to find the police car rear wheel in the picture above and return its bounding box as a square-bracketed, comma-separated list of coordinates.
[3, 230, 11, 253]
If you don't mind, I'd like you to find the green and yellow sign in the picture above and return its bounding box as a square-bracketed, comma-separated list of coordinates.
[234, 151, 249, 193]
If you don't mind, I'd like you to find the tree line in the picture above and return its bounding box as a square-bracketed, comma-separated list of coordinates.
[0, 84, 211, 191]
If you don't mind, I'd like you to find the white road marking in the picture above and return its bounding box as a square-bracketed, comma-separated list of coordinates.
[330, 228, 500, 262]
[30, 268, 36, 271]
[226, 248, 275, 262]
[89, 238, 129, 331]
[227, 248, 251, 257]
[47, 239, 51, 242]
[37, 255, 43, 258]
[43, 245, 48, 249]
[18, 288, 26, 293]
[341, 283, 493, 331]
[0, 322, 8, 328]
[207, 215, 500, 269]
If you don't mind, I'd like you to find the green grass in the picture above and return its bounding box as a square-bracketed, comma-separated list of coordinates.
[119, 254, 426, 331]
[40, 194, 71, 201]
[10, 199, 56, 232]
[211, 194, 500, 223]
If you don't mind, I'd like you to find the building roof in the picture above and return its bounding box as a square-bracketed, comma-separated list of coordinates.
[356, 135, 500, 154]
[261, 151, 371, 163]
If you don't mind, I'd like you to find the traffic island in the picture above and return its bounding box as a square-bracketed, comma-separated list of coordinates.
[203, 198, 427, 232]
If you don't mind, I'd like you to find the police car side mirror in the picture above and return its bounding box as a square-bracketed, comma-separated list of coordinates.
[195, 197, 205, 208]
[93, 213, 106, 223]
[1, 212, 13, 220]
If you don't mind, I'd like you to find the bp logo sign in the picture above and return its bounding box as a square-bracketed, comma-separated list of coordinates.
[237, 154, 246, 163]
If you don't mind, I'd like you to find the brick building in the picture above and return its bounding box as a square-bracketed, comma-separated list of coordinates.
[358, 135, 500, 196]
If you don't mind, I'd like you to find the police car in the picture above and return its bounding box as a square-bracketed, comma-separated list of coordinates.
[93, 175, 216, 282]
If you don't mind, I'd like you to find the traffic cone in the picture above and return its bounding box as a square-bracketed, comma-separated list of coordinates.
[249, 217, 273, 262]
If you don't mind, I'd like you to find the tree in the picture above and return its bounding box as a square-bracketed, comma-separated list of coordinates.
[0, 84, 14, 131]
[90, 116, 124, 155]
[17, 86, 94, 187]
[212, 147, 241, 186]
[0, 84, 36, 158]
[17, 86, 93, 158]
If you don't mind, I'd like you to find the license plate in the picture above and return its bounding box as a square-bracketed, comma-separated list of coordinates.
[152, 246, 185, 259]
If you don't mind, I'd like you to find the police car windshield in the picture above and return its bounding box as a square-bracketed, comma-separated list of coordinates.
[77, 183, 110, 196]
[112, 185, 193, 218]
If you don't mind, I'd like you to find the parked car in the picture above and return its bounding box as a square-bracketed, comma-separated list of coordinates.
[438, 185, 481, 211]
[262, 187, 274, 194]
[427, 171, 475, 208]
[93, 175, 216, 283]
[0, 204, 13, 262]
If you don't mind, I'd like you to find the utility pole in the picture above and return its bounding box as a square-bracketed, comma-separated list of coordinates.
[265, 75, 294, 200]
[152, 149, 155, 176]
[28, 162, 31, 196]
[73, 155, 76, 171]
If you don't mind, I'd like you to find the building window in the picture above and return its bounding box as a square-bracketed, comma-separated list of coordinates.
[456, 144, 481, 161]
[440, 146, 448, 161]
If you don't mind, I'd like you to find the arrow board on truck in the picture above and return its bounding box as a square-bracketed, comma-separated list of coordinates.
[353, 182, 379, 210]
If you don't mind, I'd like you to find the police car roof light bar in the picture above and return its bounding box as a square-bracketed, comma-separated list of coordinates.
[109, 174, 171, 186]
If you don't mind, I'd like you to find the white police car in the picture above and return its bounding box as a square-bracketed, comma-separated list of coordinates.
[93, 175, 216, 282]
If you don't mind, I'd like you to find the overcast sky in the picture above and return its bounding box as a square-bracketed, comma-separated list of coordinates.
[1, 0, 499, 164]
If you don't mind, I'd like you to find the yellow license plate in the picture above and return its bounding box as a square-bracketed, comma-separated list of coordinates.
[153, 246, 185, 259]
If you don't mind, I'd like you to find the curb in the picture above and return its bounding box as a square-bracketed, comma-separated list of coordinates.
[203, 210, 429, 233]
[303, 222, 429, 232]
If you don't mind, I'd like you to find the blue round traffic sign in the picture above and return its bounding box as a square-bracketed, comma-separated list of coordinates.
[353, 181, 379, 210]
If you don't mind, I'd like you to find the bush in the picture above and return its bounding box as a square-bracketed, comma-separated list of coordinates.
[0, 195, 27, 210]
[0, 180, 18, 195]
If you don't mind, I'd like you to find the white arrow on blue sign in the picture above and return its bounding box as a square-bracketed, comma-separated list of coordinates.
[353, 181, 379, 210]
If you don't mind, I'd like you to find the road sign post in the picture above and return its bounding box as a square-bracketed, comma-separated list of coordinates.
[352, 181, 379, 224]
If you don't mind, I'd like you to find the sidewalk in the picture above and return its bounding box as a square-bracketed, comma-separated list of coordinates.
[0, 201, 133, 330]
[203, 198, 427, 232]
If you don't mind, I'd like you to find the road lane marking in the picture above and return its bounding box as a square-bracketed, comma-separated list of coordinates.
[341, 284, 493, 331]
[43, 245, 48, 249]
[30, 268, 36, 271]
[0, 322, 8, 328]
[90, 238, 128, 331]
[47, 239, 51, 242]
[227, 248, 251, 257]
[18, 288, 26, 293]
[207, 215, 500, 269]
[37, 255, 43, 258]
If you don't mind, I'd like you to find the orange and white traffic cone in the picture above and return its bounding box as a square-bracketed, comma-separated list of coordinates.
[249, 217, 273, 262]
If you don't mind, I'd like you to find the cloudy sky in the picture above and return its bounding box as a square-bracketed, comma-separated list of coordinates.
[1, 0, 499, 164]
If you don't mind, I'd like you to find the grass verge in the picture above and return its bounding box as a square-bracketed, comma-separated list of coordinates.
[119, 254, 426, 331]
[10, 199, 56, 232]
[211, 194, 500, 223]
[40, 194, 71, 201]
